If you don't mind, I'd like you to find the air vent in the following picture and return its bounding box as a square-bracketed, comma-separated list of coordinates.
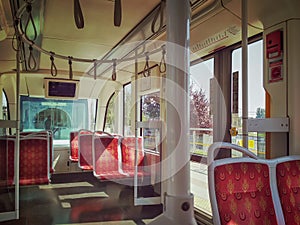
[191, 25, 240, 53]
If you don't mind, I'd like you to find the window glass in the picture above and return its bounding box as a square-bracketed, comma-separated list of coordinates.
[141, 92, 160, 152]
[104, 93, 117, 134]
[20, 96, 96, 145]
[123, 83, 133, 136]
[190, 58, 214, 215]
[1, 91, 9, 135]
[2, 91, 8, 120]
[141, 92, 160, 121]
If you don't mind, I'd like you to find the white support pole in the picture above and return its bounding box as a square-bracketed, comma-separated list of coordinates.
[242, 0, 248, 149]
[148, 0, 197, 224]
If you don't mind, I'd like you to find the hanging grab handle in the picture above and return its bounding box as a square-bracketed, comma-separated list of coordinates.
[68, 56, 73, 80]
[159, 45, 166, 73]
[114, 0, 122, 27]
[151, 0, 165, 34]
[28, 45, 37, 70]
[50, 52, 57, 77]
[143, 53, 151, 77]
[74, 0, 84, 29]
[112, 59, 117, 81]
[25, 3, 37, 41]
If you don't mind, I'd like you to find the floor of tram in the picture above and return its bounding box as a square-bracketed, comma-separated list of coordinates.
[0, 172, 163, 225]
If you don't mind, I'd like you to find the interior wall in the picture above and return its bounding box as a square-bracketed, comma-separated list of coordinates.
[287, 19, 300, 155]
[263, 22, 288, 158]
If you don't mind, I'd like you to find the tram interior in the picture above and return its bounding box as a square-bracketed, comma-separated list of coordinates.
[0, 0, 300, 224]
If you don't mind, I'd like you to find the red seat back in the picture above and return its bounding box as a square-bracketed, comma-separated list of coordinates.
[21, 131, 54, 173]
[0, 137, 10, 186]
[208, 142, 284, 225]
[213, 161, 278, 225]
[19, 136, 50, 185]
[276, 157, 300, 225]
[121, 137, 144, 171]
[93, 134, 122, 179]
[78, 130, 93, 170]
[0, 132, 51, 186]
[70, 131, 79, 162]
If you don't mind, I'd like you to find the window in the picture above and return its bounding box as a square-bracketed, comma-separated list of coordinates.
[231, 40, 265, 158]
[190, 58, 214, 215]
[190, 59, 214, 157]
[1, 90, 9, 135]
[2, 90, 8, 120]
[123, 83, 133, 136]
[141, 92, 160, 121]
[20, 96, 96, 145]
[140, 92, 161, 152]
[104, 93, 117, 134]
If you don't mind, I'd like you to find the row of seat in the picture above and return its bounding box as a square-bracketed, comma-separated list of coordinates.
[70, 130, 149, 182]
[0, 131, 53, 186]
[208, 142, 300, 225]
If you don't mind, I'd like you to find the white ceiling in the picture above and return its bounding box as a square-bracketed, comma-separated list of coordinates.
[1, 0, 299, 99]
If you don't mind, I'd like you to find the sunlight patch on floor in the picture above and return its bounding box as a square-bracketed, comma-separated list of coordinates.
[39, 182, 94, 189]
[61, 201, 71, 208]
[58, 191, 108, 200]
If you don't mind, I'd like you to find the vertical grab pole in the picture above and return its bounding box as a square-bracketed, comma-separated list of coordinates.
[15, 34, 21, 219]
[242, 0, 248, 149]
[133, 49, 138, 204]
[148, 0, 197, 224]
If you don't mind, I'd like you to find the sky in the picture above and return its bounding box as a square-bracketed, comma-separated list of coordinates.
[190, 40, 265, 118]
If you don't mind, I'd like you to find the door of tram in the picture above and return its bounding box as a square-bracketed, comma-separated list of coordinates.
[231, 40, 266, 158]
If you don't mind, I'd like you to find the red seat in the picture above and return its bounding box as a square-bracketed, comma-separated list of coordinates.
[275, 156, 300, 225]
[208, 142, 285, 225]
[121, 136, 148, 178]
[78, 130, 94, 170]
[7, 138, 15, 186]
[0, 137, 14, 186]
[21, 131, 54, 173]
[4, 132, 51, 186]
[92, 133, 127, 180]
[70, 131, 79, 162]
[19, 137, 50, 185]
[0, 138, 7, 186]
